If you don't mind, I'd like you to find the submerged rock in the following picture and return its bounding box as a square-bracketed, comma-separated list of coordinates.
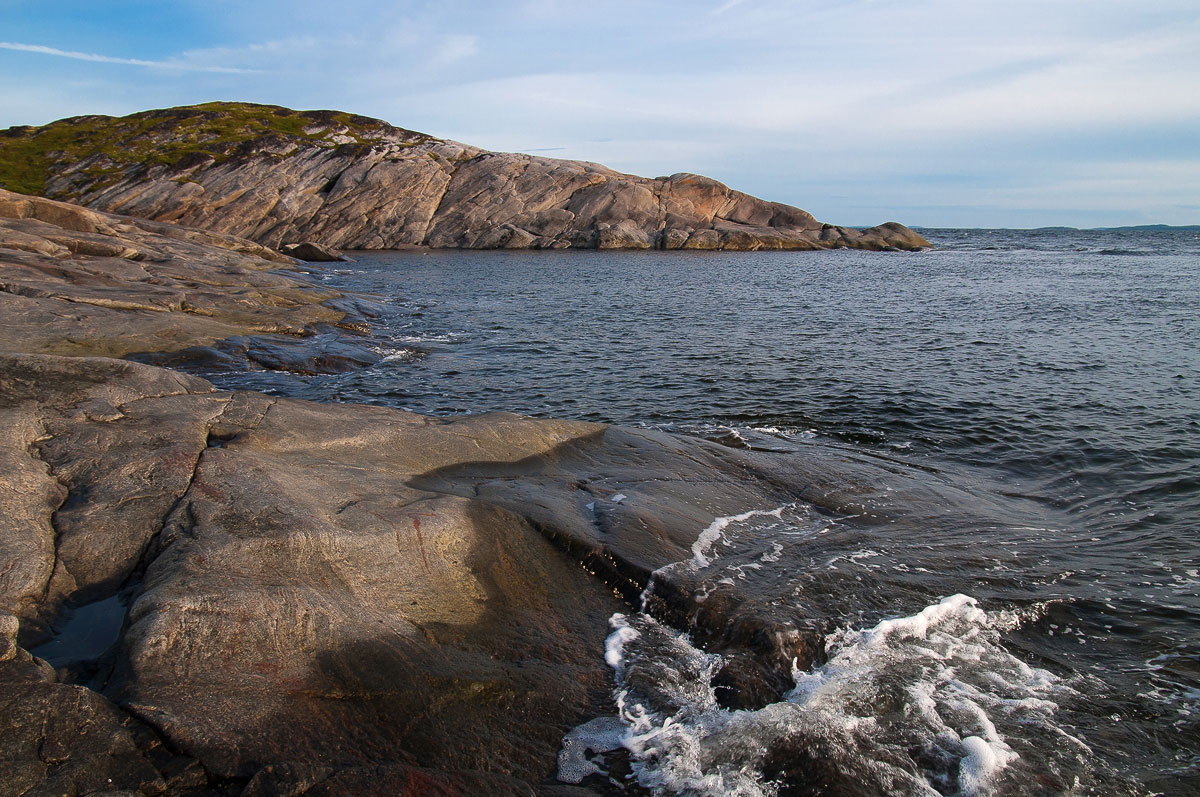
[0, 102, 930, 252]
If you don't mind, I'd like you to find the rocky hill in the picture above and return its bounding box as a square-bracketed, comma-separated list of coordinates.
[0, 102, 929, 251]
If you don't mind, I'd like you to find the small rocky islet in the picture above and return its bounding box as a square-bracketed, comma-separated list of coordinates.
[0, 104, 928, 795]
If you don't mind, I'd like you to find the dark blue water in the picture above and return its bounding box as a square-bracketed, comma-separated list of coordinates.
[205, 228, 1199, 794]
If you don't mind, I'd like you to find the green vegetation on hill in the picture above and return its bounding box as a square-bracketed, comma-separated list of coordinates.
[0, 101, 428, 197]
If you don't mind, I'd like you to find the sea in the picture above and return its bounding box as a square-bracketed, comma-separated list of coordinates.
[200, 228, 1199, 795]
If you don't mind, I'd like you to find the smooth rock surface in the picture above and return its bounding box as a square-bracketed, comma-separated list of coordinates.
[1, 102, 930, 252]
[0, 351, 839, 791]
[0, 188, 381, 369]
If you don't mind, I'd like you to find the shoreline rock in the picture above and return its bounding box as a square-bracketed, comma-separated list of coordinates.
[0, 188, 951, 794]
[0, 188, 382, 371]
[0, 101, 931, 253]
[280, 241, 349, 262]
[0, 350, 830, 793]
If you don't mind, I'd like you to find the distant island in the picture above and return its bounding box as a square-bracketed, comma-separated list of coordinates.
[912, 224, 1199, 232]
[0, 101, 928, 252]
[1094, 224, 1200, 231]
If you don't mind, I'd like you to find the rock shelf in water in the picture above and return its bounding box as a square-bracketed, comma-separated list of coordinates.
[0, 101, 930, 253]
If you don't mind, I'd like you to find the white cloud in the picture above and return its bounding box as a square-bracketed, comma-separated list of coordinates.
[3, 0, 1198, 225]
[431, 34, 480, 67]
[711, 0, 750, 14]
[0, 41, 261, 74]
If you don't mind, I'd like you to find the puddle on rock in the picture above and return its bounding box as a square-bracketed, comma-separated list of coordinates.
[31, 593, 127, 667]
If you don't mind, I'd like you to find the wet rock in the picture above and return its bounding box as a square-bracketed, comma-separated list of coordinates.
[0, 610, 171, 796]
[0, 349, 857, 790]
[129, 329, 383, 375]
[243, 761, 537, 796]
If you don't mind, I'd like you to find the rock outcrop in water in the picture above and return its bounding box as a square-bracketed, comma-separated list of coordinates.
[0, 188, 382, 372]
[0, 101, 930, 252]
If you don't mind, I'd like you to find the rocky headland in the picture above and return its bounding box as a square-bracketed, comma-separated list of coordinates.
[0, 102, 929, 253]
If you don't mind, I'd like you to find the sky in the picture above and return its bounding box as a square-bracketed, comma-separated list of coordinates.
[1, 0, 1197, 228]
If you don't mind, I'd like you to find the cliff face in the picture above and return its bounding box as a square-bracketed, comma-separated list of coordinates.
[0, 102, 929, 252]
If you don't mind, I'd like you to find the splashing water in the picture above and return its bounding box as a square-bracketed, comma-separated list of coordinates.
[560, 506, 1100, 796]
[569, 595, 1089, 796]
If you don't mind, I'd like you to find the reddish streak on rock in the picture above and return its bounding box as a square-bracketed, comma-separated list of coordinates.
[402, 512, 436, 575]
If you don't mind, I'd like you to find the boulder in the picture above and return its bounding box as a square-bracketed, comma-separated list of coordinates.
[280, 241, 348, 261]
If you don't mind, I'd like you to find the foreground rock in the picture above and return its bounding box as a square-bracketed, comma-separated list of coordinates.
[0, 188, 382, 372]
[0, 351, 844, 793]
[0, 102, 930, 252]
[0, 186, 954, 792]
[3, 344, 1030, 794]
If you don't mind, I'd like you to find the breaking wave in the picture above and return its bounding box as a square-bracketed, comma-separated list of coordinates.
[561, 594, 1091, 796]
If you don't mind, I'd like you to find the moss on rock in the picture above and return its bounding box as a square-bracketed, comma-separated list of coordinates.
[0, 101, 431, 198]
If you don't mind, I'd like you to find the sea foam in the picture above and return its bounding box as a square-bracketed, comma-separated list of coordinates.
[691, 505, 791, 568]
[563, 591, 1082, 795]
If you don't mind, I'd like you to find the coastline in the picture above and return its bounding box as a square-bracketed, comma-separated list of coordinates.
[0, 188, 853, 793]
[2, 189, 1189, 795]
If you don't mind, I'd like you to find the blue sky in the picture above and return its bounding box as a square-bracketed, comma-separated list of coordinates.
[1, 0, 1197, 228]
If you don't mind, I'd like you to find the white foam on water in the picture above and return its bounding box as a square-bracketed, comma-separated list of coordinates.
[557, 716, 626, 784]
[760, 542, 784, 563]
[691, 505, 791, 569]
[368, 344, 421, 363]
[603, 613, 778, 796]
[784, 595, 1071, 794]
[393, 332, 467, 344]
[723, 427, 750, 446]
[605, 614, 640, 673]
[563, 594, 1083, 796]
[745, 424, 818, 440]
[958, 735, 1016, 795]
